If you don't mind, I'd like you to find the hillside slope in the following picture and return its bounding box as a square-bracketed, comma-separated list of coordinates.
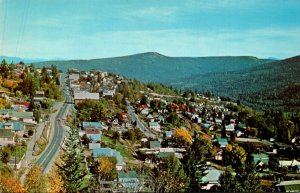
[174, 55, 300, 111]
[0, 56, 48, 63]
[33, 52, 300, 111]
[34, 52, 272, 84]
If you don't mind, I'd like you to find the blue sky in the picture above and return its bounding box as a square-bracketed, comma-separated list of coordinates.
[0, 0, 299, 59]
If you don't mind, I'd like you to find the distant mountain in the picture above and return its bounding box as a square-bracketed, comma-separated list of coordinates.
[33, 52, 300, 111]
[34, 52, 273, 84]
[174, 55, 300, 111]
[0, 55, 48, 63]
[268, 57, 280, 60]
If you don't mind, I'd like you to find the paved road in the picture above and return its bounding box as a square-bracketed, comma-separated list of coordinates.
[21, 74, 71, 183]
[36, 74, 72, 172]
[36, 102, 68, 172]
[126, 100, 156, 139]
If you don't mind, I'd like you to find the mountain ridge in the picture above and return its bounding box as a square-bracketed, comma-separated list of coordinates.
[174, 55, 300, 111]
[31, 52, 299, 110]
[0, 55, 48, 63]
[34, 52, 274, 83]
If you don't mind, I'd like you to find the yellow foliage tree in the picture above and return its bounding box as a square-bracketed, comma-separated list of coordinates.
[47, 169, 65, 193]
[232, 145, 247, 163]
[174, 128, 192, 145]
[95, 156, 117, 181]
[24, 164, 46, 193]
[0, 173, 27, 193]
[226, 144, 233, 152]
[3, 79, 18, 92]
[0, 98, 11, 110]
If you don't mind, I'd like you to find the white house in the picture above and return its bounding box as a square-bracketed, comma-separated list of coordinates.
[149, 122, 161, 131]
[74, 91, 100, 105]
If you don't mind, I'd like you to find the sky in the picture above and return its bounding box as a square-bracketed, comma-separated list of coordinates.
[0, 0, 300, 60]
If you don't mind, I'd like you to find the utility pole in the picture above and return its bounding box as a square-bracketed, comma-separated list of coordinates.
[33, 126, 37, 154]
[14, 132, 17, 171]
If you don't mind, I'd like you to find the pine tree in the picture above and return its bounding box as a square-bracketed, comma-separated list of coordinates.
[57, 126, 86, 193]
[0, 59, 9, 78]
[236, 164, 261, 192]
[149, 155, 188, 192]
[0, 147, 10, 163]
[185, 136, 209, 192]
[218, 164, 261, 192]
[218, 170, 241, 192]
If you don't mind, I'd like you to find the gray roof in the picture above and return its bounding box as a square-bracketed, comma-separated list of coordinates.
[149, 122, 159, 127]
[0, 129, 14, 138]
[92, 148, 124, 166]
[89, 143, 100, 150]
[74, 92, 99, 100]
[202, 167, 223, 183]
[252, 153, 269, 165]
[82, 122, 102, 129]
[225, 124, 235, 131]
[11, 112, 33, 119]
[150, 141, 160, 149]
[69, 74, 80, 80]
[117, 170, 139, 189]
[276, 180, 300, 186]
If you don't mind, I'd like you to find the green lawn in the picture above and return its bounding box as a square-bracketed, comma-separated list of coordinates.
[10, 145, 27, 160]
[101, 135, 134, 160]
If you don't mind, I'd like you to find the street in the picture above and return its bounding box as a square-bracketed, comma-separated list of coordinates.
[20, 74, 72, 183]
[126, 100, 156, 139]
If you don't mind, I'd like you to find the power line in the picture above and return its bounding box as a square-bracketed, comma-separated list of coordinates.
[0, 0, 9, 55]
[15, 0, 31, 58]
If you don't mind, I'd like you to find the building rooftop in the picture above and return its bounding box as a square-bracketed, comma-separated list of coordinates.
[252, 153, 269, 165]
[74, 92, 99, 100]
[82, 122, 102, 129]
[0, 129, 14, 138]
[276, 180, 300, 186]
[202, 167, 223, 183]
[92, 148, 124, 166]
[87, 134, 101, 142]
[0, 122, 24, 131]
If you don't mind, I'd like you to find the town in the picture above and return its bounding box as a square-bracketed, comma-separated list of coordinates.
[0, 60, 299, 192]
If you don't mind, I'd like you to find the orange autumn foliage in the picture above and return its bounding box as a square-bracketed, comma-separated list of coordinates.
[3, 79, 18, 91]
[47, 169, 65, 193]
[174, 128, 192, 145]
[168, 103, 179, 112]
[24, 164, 46, 192]
[0, 173, 27, 193]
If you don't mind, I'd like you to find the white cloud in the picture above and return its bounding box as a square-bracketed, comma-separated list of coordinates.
[125, 6, 178, 21]
[1, 27, 300, 59]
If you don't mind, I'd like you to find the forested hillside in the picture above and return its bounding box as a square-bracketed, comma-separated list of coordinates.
[33, 52, 300, 111]
[34, 52, 273, 84]
[176, 55, 300, 111]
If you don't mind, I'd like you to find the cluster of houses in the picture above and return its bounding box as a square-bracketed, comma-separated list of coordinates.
[129, 92, 300, 191]
[67, 70, 300, 192]
[0, 93, 37, 169]
[68, 70, 141, 190]
[78, 119, 140, 190]
[0, 102, 35, 147]
[68, 69, 127, 105]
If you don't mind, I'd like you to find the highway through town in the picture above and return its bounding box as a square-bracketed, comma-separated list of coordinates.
[36, 74, 72, 172]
